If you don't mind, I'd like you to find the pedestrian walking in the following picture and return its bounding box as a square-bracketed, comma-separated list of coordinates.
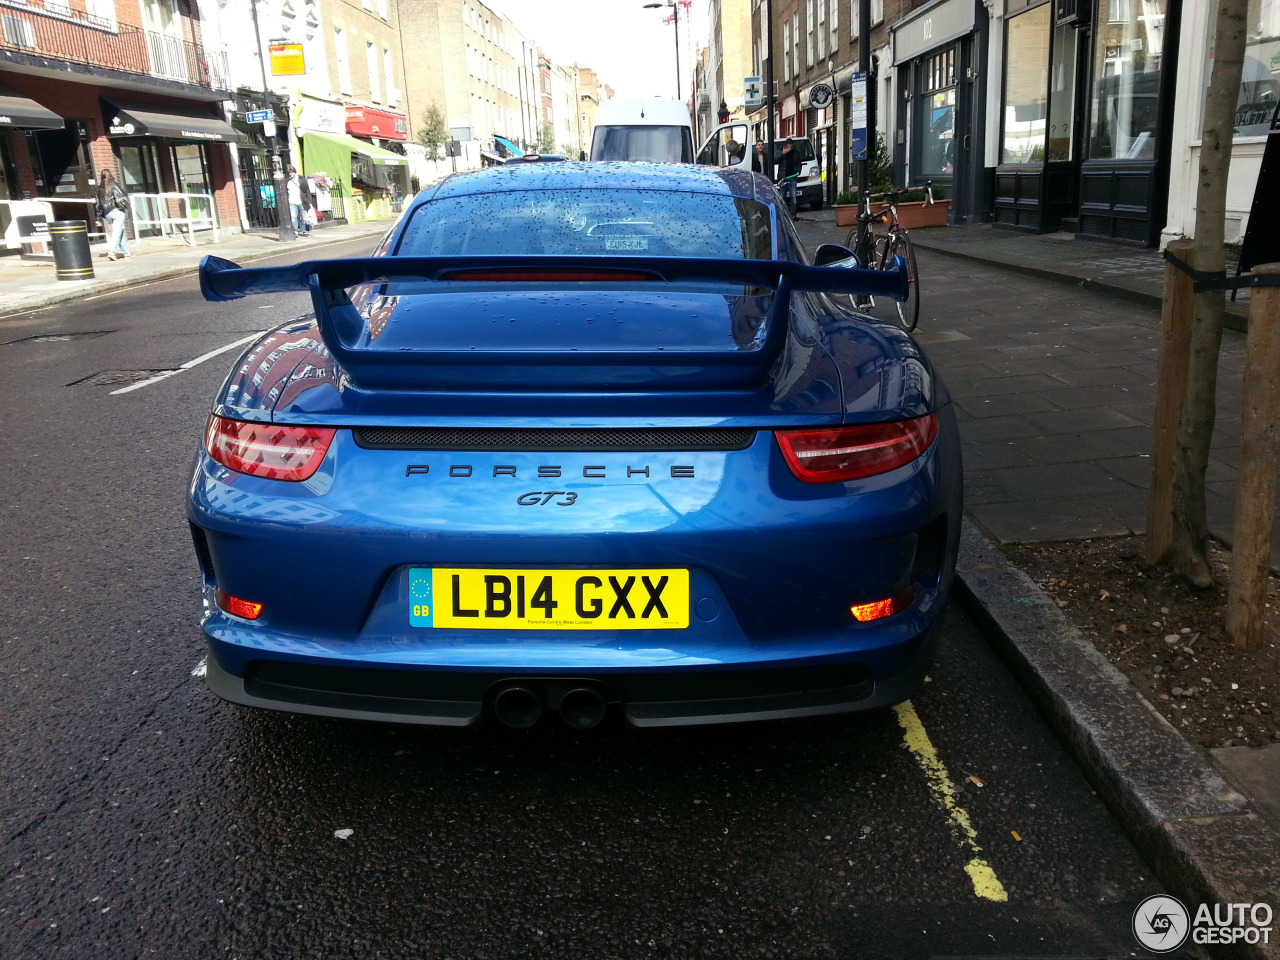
[752, 139, 766, 173]
[286, 166, 313, 238]
[777, 139, 800, 216]
[96, 170, 132, 260]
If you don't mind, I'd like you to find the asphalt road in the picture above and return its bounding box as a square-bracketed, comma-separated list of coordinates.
[1, 239, 1173, 959]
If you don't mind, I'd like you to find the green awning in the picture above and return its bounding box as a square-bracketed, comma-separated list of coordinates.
[300, 130, 408, 169]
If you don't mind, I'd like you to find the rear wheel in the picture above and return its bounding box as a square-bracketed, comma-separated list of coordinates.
[845, 221, 875, 310]
[890, 233, 920, 333]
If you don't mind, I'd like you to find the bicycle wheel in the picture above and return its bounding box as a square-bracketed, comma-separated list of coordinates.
[844, 221, 869, 263]
[889, 232, 920, 333]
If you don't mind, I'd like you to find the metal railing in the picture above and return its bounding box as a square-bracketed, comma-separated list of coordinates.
[0, 6, 229, 90]
[127, 192, 219, 245]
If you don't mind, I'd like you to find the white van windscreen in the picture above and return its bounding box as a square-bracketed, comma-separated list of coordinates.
[591, 126, 694, 163]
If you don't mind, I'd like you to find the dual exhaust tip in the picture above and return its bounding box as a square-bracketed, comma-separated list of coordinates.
[492, 682, 609, 730]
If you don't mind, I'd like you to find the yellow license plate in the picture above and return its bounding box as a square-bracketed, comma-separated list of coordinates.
[409, 568, 689, 629]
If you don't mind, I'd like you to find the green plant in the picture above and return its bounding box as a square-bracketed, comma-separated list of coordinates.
[866, 134, 893, 192]
[537, 121, 555, 154]
[417, 104, 449, 161]
[835, 190, 857, 205]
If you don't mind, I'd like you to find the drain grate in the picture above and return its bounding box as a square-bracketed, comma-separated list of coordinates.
[9, 330, 114, 344]
[70, 369, 178, 387]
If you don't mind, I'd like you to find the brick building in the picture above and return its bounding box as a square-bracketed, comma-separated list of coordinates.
[1, 0, 243, 250]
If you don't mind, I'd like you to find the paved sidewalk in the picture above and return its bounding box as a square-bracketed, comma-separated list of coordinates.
[0, 219, 393, 318]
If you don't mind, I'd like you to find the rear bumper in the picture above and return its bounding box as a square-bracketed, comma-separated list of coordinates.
[204, 612, 943, 728]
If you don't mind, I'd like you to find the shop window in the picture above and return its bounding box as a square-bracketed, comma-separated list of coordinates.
[1199, 0, 1280, 138]
[1046, 21, 1079, 160]
[172, 143, 211, 195]
[1001, 4, 1051, 163]
[914, 47, 958, 177]
[1087, 0, 1166, 159]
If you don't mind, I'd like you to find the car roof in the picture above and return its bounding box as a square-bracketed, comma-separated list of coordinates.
[421, 161, 763, 203]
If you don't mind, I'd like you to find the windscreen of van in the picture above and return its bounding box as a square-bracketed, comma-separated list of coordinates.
[590, 126, 695, 163]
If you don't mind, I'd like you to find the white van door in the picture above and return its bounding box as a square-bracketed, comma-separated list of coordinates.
[695, 122, 751, 168]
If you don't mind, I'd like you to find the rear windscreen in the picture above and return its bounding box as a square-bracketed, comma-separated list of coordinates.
[590, 126, 694, 163]
[398, 189, 773, 259]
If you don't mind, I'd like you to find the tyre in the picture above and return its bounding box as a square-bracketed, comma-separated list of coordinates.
[890, 233, 920, 333]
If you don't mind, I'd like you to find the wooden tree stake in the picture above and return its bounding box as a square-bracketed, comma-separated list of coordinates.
[1148, 240, 1196, 565]
[1226, 263, 1280, 652]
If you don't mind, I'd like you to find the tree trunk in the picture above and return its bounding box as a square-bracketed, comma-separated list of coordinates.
[1168, 0, 1250, 588]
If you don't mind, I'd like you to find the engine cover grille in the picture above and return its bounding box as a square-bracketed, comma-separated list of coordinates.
[353, 426, 757, 452]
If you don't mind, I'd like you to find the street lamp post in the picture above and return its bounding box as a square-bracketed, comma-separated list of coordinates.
[643, 1, 682, 101]
[250, 0, 293, 243]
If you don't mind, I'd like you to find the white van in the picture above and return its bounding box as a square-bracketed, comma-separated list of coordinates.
[589, 100, 695, 163]
[695, 122, 824, 209]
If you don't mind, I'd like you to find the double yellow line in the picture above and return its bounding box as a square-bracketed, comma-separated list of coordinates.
[894, 700, 1009, 902]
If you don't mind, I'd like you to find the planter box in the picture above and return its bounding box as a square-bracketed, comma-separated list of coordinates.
[893, 199, 951, 229]
[834, 203, 859, 227]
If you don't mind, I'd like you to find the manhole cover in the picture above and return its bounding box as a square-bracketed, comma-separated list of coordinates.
[9, 330, 114, 344]
[69, 369, 178, 387]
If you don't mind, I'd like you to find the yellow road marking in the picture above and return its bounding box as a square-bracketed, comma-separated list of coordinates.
[894, 700, 1009, 902]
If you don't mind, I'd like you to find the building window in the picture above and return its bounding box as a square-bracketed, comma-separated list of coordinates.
[378, 0, 388, 18]
[792, 13, 800, 75]
[783, 19, 792, 79]
[806, 0, 815, 67]
[816, 0, 826, 60]
[367, 42, 381, 102]
[1088, 0, 1166, 158]
[384, 48, 396, 104]
[335, 27, 351, 94]
[1001, 6, 1050, 163]
[830, 0, 838, 44]
[915, 46, 958, 176]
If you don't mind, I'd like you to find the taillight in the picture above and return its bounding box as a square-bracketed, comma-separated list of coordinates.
[776, 414, 938, 483]
[204, 415, 336, 482]
[850, 590, 914, 622]
[216, 590, 263, 620]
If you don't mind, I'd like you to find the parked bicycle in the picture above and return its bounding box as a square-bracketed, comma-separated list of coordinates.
[843, 181, 931, 333]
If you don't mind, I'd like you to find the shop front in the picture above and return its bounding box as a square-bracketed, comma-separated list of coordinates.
[298, 130, 408, 223]
[230, 92, 293, 231]
[802, 82, 838, 204]
[345, 103, 410, 214]
[102, 98, 246, 240]
[1163, 0, 1275, 247]
[891, 0, 989, 223]
[994, 0, 1180, 243]
[1, 83, 66, 249]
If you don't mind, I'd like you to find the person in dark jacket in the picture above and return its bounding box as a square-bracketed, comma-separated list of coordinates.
[97, 169, 131, 260]
[776, 139, 800, 216]
[752, 139, 766, 173]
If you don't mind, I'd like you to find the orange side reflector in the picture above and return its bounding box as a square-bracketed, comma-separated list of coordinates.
[217, 590, 263, 620]
[850, 590, 914, 622]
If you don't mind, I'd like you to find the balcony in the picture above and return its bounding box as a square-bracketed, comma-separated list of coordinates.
[0, 4, 230, 91]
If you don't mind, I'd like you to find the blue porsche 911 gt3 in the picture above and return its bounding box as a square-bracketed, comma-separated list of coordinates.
[189, 162, 961, 729]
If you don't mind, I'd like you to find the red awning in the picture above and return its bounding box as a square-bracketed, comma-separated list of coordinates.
[345, 105, 407, 141]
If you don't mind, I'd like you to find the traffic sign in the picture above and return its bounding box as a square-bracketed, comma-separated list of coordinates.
[246, 109, 272, 123]
[744, 77, 762, 107]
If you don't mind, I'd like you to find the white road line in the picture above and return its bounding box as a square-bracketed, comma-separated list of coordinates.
[110, 331, 265, 395]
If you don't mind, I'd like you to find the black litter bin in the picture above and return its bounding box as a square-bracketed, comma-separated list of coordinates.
[50, 220, 94, 281]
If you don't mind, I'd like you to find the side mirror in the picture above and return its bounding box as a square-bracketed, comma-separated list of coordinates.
[814, 243, 859, 268]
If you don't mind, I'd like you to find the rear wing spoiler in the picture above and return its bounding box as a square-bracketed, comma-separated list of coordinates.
[198, 253, 908, 387]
